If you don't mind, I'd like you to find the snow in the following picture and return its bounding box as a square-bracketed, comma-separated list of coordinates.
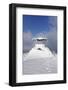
[23, 44, 57, 75]
[23, 56, 57, 75]
[24, 44, 54, 61]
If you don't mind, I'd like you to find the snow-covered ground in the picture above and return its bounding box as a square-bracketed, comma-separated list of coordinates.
[23, 44, 57, 75]
[23, 55, 57, 75]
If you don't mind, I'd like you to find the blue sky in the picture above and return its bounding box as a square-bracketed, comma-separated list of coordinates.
[23, 15, 57, 36]
[23, 15, 57, 53]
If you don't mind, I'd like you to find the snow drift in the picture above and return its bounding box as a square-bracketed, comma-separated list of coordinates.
[24, 44, 54, 61]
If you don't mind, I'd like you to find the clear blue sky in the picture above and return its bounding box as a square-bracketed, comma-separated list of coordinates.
[23, 15, 57, 36]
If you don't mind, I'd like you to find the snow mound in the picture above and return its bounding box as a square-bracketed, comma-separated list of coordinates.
[24, 44, 54, 61]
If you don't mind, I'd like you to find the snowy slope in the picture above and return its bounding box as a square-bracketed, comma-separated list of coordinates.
[24, 44, 54, 61]
[23, 44, 57, 75]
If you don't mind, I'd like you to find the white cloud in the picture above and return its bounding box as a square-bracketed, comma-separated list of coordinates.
[23, 31, 33, 53]
[46, 29, 57, 53]
[23, 30, 57, 53]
